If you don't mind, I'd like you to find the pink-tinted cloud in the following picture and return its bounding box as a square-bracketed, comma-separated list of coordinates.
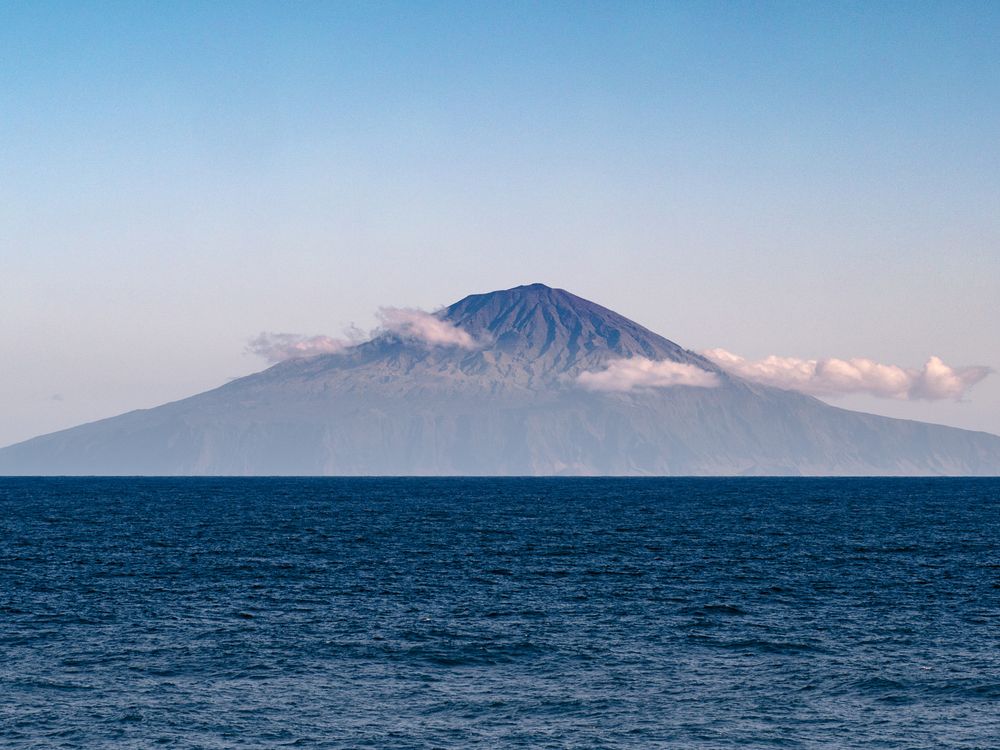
[247, 333, 350, 363]
[248, 307, 477, 363]
[577, 357, 720, 392]
[376, 307, 477, 349]
[702, 349, 991, 401]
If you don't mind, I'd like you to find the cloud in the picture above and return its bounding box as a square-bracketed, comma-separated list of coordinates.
[376, 307, 477, 349]
[247, 333, 351, 363]
[247, 308, 476, 363]
[577, 357, 721, 392]
[910, 356, 993, 400]
[702, 349, 991, 401]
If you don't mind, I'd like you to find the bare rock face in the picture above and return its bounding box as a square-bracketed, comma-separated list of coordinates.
[2, 283, 999, 475]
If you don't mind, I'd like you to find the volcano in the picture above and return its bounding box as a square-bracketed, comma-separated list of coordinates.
[2, 283, 999, 475]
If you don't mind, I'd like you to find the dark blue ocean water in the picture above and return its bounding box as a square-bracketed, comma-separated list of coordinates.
[1, 478, 999, 749]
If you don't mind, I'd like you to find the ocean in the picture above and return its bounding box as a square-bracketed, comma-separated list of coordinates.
[1, 477, 998, 748]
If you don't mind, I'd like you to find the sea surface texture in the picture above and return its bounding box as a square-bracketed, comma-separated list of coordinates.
[1, 477, 999, 749]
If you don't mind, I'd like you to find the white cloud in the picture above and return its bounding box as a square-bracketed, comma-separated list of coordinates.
[910, 356, 993, 400]
[376, 307, 477, 349]
[247, 333, 351, 363]
[577, 357, 721, 392]
[247, 307, 476, 363]
[702, 349, 991, 401]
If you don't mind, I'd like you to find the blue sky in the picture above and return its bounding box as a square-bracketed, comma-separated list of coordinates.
[2, 1, 999, 444]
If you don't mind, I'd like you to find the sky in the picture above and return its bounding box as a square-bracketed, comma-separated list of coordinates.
[2, 0, 999, 447]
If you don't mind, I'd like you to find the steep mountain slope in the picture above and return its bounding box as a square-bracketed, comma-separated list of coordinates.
[2, 284, 999, 475]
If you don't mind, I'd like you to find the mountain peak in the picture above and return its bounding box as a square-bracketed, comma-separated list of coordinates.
[438, 283, 705, 374]
[265, 284, 714, 394]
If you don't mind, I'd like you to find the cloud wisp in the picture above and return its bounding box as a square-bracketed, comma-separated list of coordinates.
[376, 307, 478, 349]
[248, 307, 479, 363]
[246, 333, 351, 364]
[702, 349, 991, 401]
[577, 357, 721, 392]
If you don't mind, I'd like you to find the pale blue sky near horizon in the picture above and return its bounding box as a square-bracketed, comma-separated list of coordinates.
[2, 1, 999, 446]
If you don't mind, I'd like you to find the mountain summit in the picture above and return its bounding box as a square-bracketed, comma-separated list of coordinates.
[2, 284, 999, 475]
[439, 283, 707, 373]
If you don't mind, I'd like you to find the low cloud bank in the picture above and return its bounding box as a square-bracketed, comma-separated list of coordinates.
[376, 307, 478, 349]
[246, 333, 351, 363]
[577, 357, 721, 392]
[702, 349, 991, 401]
